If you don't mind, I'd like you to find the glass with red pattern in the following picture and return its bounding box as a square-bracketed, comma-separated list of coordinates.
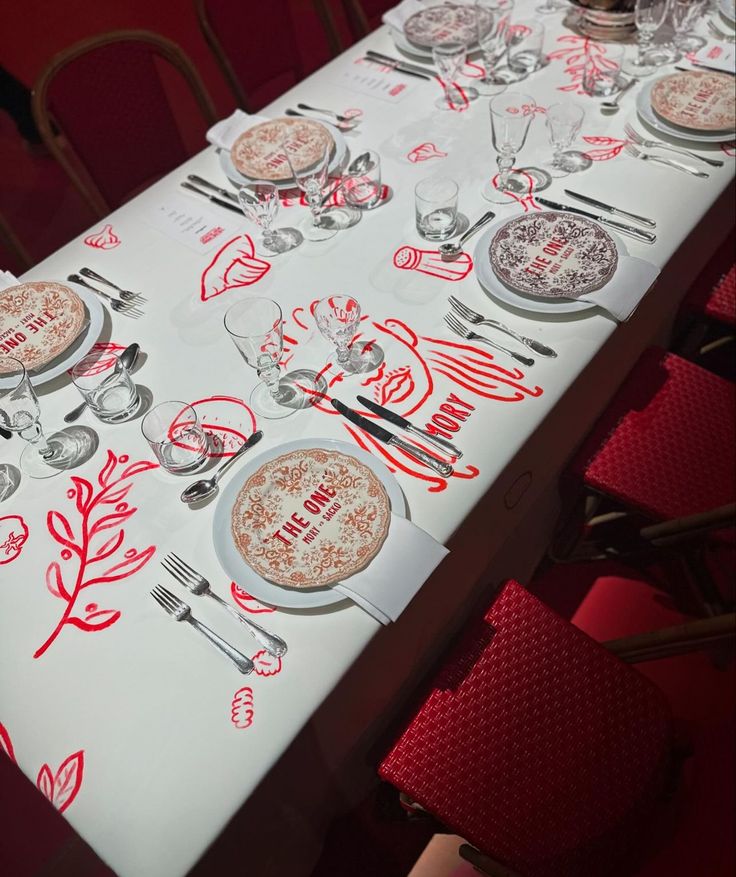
[314, 295, 381, 374]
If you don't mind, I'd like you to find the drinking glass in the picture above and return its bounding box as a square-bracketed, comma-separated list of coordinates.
[483, 92, 537, 203]
[314, 296, 364, 373]
[225, 297, 324, 419]
[536, 0, 567, 15]
[432, 42, 478, 109]
[342, 151, 382, 210]
[70, 350, 139, 423]
[625, 0, 670, 76]
[283, 139, 336, 242]
[0, 464, 20, 502]
[238, 184, 298, 254]
[672, 0, 708, 53]
[582, 44, 625, 97]
[545, 102, 592, 174]
[415, 177, 459, 241]
[141, 402, 209, 473]
[507, 20, 546, 76]
[475, 0, 515, 95]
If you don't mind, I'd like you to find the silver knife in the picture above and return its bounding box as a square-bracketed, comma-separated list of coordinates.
[356, 396, 463, 459]
[187, 174, 239, 203]
[331, 399, 453, 478]
[564, 190, 657, 229]
[180, 181, 244, 215]
[536, 197, 657, 244]
[364, 51, 433, 80]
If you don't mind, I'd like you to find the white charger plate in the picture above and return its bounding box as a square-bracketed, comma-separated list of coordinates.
[389, 26, 434, 61]
[213, 438, 407, 609]
[473, 214, 628, 316]
[717, 0, 735, 26]
[0, 281, 105, 389]
[218, 122, 349, 191]
[636, 79, 736, 143]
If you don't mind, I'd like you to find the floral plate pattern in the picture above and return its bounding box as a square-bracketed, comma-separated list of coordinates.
[403, 4, 490, 49]
[230, 118, 335, 182]
[650, 71, 735, 132]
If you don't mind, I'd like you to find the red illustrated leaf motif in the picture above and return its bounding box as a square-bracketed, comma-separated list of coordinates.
[86, 544, 156, 586]
[93, 530, 124, 561]
[68, 610, 121, 631]
[120, 460, 158, 479]
[70, 477, 93, 515]
[46, 561, 71, 601]
[0, 723, 16, 763]
[37, 764, 54, 801]
[98, 483, 133, 506]
[252, 649, 282, 676]
[581, 135, 627, 162]
[44, 751, 84, 813]
[98, 450, 117, 488]
[88, 508, 135, 538]
[230, 583, 276, 614]
[47, 511, 78, 553]
[230, 687, 254, 729]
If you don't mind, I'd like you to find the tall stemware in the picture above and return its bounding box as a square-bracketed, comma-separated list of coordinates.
[545, 102, 592, 175]
[483, 92, 537, 203]
[237, 184, 299, 254]
[671, 0, 708, 53]
[432, 42, 478, 108]
[283, 139, 336, 242]
[474, 0, 515, 96]
[625, 0, 670, 77]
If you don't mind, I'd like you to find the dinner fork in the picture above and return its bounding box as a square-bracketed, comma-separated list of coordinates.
[444, 313, 535, 367]
[284, 109, 358, 131]
[297, 103, 356, 123]
[67, 274, 144, 317]
[623, 145, 709, 178]
[448, 296, 557, 358]
[624, 124, 724, 167]
[79, 267, 147, 302]
[150, 585, 254, 674]
[161, 552, 287, 658]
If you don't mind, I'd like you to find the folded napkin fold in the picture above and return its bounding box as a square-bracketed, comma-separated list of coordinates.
[382, 0, 431, 32]
[579, 256, 660, 322]
[206, 109, 270, 151]
[334, 513, 449, 624]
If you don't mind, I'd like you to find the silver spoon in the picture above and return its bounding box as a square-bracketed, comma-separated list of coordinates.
[601, 77, 636, 113]
[319, 151, 373, 207]
[64, 343, 140, 423]
[439, 210, 496, 261]
[180, 430, 263, 504]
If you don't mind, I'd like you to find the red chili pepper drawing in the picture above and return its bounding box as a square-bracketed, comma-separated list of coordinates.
[231, 583, 277, 614]
[83, 224, 121, 250]
[549, 35, 613, 95]
[230, 687, 254, 729]
[200, 234, 272, 302]
[407, 142, 449, 163]
[33, 450, 158, 659]
[0, 515, 29, 565]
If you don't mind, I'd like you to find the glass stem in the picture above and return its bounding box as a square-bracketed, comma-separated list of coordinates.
[257, 364, 282, 400]
[481, 51, 495, 84]
[336, 344, 350, 366]
[496, 154, 514, 191]
[638, 32, 652, 66]
[20, 422, 53, 459]
[307, 193, 323, 226]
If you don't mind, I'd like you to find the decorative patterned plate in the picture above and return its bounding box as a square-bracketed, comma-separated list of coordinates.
[636, 78, 736, 143]
[0, 281, 86, 374]
[403, 3, 490, 49]
[214, 439, 406, 609]
[229, 118, 334, 182]
[489, 212, 619, 299]
[650, 71, 735, 132]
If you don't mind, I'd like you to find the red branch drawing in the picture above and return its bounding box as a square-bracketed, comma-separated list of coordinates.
[34, 450, 158, 659]
[549, 35, 613, 95]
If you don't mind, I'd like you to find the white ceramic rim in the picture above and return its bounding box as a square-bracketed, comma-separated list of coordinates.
[636, 78, 736, 143]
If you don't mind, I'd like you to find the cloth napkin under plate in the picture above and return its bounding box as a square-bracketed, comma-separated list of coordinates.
[576, 256, 660, 322]
[206, 110, 270, 151]
[334, 513, 449, 624]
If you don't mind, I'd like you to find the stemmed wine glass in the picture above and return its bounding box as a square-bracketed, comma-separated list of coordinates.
[544, 102, 592, 175]
[671, 0, 708, 54]
[474, 0, 515, 96]
[313, 295, 380, 374]
[237, 184, 300, 254]
[624, 0, 670, 77]
[483, 92, 538, 203]
[224, 297, 325, 419]
[283, 139, 336, 242]
[432, 42, 478, 109]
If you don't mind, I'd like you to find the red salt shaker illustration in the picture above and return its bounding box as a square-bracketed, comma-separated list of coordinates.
[393, 245, 473, 281]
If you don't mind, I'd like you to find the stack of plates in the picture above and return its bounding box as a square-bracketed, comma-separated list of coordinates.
[390, 2, 487, 61]
[570, 1, 636, 40]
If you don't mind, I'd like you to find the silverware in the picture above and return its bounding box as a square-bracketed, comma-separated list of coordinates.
[363, 51, 434, 80]
[600, 77, 636, 112]
[180, 181, 244, 213]
[186, 174, 239, 203]
[161, 552, 286, 658]
[448, 296, 557, 358]
[67, 274, 143, 317]
[623, 144, 709, 178]
[0, 427, 10, 440]
[64, 342, 140, 423]
[535, 197, 658, 244]
[79, 268, 146, 302]
[564, 189, 657, 228]
[623, 123, 725, 168]
[439, 210, 495, 260]
[355, 395, 462, 458]
[297, 103, 356, 123]
[150, 584, 255, 674]
[284, 109, 358, 131]
[331, 398, 453, 478]
[444, 313, 535, 367]
[180, 430, 263, 504]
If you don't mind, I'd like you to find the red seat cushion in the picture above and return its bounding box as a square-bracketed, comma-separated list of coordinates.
[573, 348, 736, 520]
[379, 580, 673, 877]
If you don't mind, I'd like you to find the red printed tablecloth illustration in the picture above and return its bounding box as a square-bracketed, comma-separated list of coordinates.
[1, 722, 84, 814]
[33, 450, 158, 659]
[282, 309, 543, 492]
[188, 396, 258, 458]
[550, 35, 617, 95]
[393, 245, 473, 281]
[0, 515, 28, 564]
[231, 582, 277, 613]
[581, 135, 629, 161]
[84, 224, 121, 250]
[721, 142, 736, 157]
[67, 341, 128, 376]
[200, 234, 272, 302]
[408, 142, 449, 163]
[231, 687, 254, 729]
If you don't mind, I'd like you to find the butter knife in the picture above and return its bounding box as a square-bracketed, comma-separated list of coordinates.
[355, 396, 462, 459]
[364, 51, 433, 80]
[536, 197, 657, 244]
[180, 181, 243, 215]
[187, 174, 239, 203]
[564, 190, 657, 228]
[331, 399, 454, 478]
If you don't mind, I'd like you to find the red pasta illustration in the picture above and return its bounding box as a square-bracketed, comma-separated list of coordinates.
[83, 224, 121, 250]
[230, 687, 255, 729]
[0, 515, 29, 565]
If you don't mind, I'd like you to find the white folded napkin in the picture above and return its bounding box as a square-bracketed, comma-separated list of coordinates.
[579, 256, 660, 322]
[0, 271, 19, 290]
[206, 110, 270, 151]
[692, 41, 736, 75]
[334, 513, 449, 624]
[382, 0, 430, 32]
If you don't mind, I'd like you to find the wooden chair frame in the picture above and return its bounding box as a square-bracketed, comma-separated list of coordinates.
[0, 210, 32, 271]
[31, 30, 217, 218]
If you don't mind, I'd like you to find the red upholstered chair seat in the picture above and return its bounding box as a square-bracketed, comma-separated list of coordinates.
[379, 580, 674, 877]
[685, 262, 736, 328]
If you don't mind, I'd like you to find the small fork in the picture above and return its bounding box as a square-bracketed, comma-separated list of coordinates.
[448, 296, 557, 358]
[161, 552, 287, 658]
[80, 267, 147, 302]
[623, 145, 709, 178]
[151, 584, 254, 674]
[444, 313, 535, 367]
[67, 274, 144, 317]
[624, 123, 724, 168]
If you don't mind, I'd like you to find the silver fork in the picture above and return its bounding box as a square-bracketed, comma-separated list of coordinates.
[444, 313, 535, 367]
[80, 267, 147, 301]
[448, 296, 557, 358]
[151, 584, 254, 673]
[161, 552, 287, 658]
[624, 123, 724, 168]
[297, 103, 356, 123]
[623, 145, 709, 178]
[67, 274, 144, 317]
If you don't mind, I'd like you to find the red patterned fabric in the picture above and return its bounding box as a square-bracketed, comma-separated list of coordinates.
[379, 581, 673, 877]
[700, 265, 736, 327]
[572, 348, 736, 521]
[684, 246, 736, 328]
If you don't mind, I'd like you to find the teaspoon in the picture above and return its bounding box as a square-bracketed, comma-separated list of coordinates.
[180, 430, 263, 504]
[439, 210, 496, 260]
[64, 343, 140, 423]
[601, 77, 636, 113]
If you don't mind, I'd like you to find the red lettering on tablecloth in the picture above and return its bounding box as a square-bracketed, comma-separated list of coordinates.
[230, 687, 254, 729]
[230, 583, 276, 614]
[407, 142, 448, 163]
[0, 515, 28, 564]
[84, 224, 121, 250]
[200, 234, 271, 301]
[33, 450, 158, 659]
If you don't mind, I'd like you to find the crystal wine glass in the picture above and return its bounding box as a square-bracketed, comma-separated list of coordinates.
[314, 295, 369, 374]
[672, 0, 708, 53]
[238, 184, 298, 254]
[625, 0, 670, 77]
[544, 102, 592, 175]
[432, 42, 478, 109]
[483, 92, 537, 203]
[474, 0, 515, 96]
[283, 139, 336, 242]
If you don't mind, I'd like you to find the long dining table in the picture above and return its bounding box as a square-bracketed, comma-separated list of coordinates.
[1, 4, 734, 875]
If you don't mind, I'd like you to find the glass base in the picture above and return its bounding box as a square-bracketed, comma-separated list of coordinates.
[19, 428, 94, 478]
[262, 228, 303, 254]
[250, 369, 328, 419]
[298, 212, 338, 242]
[321, 204, 362, 230]
[474, 76, 508, 96]
[622, 56, 658, 77]
[547, 151, 593, 176]
[482, 166, 552, 203]
[676, 35, 706, 53]
[434, 85, 479, 111]
[0, 463, 21, 501]
[339, 341, 385, 375]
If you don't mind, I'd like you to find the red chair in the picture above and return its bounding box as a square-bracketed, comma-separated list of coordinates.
[313, 0, 396, 47]
[379, 580, 734, 877]
[31, 31, 217, 218]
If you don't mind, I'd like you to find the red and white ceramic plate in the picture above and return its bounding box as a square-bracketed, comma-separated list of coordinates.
[230, 446, 392, 590]
[489, 212, 619, 299]
[650, 71, 735, 132]
[230, 117, 335, 182]
[0, 281, 87, 374]
[403, 3, 489, 49]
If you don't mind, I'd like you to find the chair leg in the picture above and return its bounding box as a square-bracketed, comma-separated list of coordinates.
[459, 844, 523, 877]
[603, 613, 736, 662]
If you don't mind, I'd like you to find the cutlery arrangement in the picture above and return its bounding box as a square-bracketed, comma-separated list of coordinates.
[623, 144, 710, 179]
[439, 210, 495, 261]
[356, 395, 463, 458]
[180, 430, 263, 504]
[536, 196, 658, 243]
[181, 180, 243, 214]
[285, 108, 358, 131]
[68, 272, 145, 317]
[448, 296, 557, 358]
[563, 190, 657, 228]
[623, 124, 724, 168]
[363, 50, 434, 80]
[444, 313, 535, 367]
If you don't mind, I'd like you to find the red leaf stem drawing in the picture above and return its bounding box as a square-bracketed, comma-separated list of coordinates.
[581, 135, 629, 162]
[33, 450, 158, 659]
[549, 35, 614, 95]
